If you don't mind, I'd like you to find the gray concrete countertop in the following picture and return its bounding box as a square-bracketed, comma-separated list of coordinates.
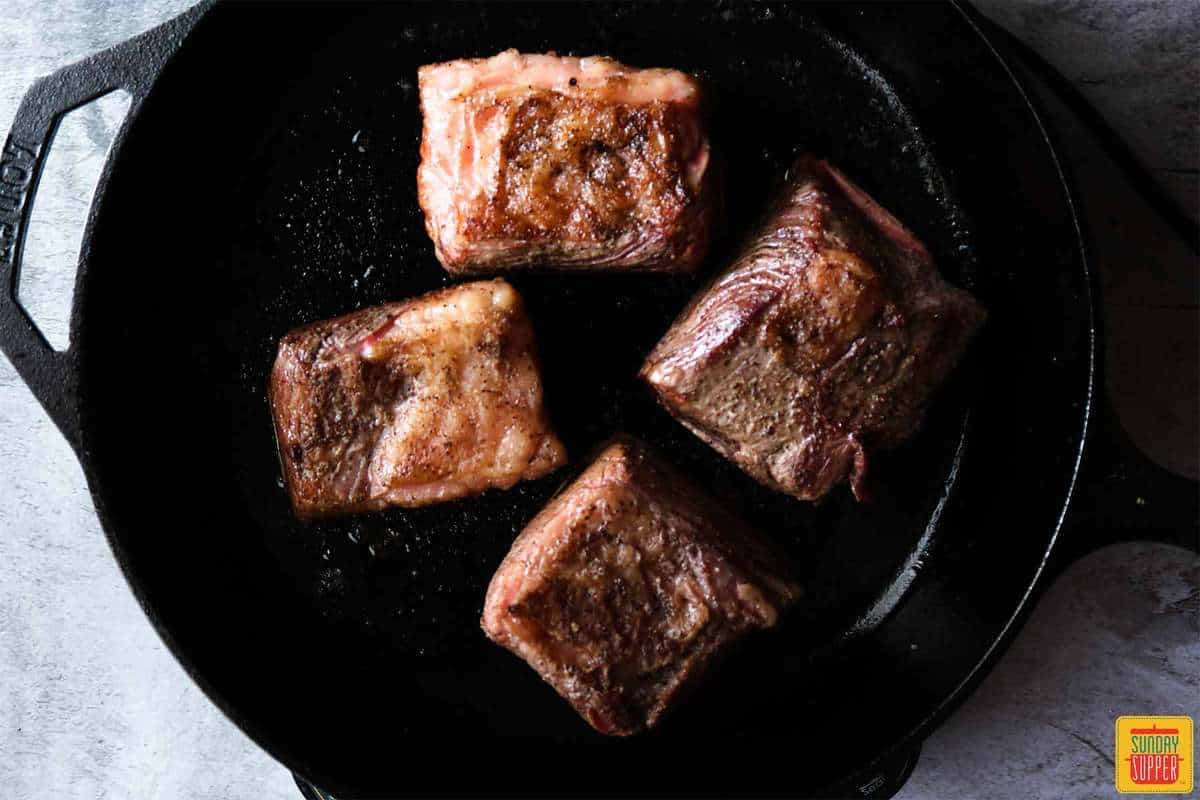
[1, 2, 1196, 798]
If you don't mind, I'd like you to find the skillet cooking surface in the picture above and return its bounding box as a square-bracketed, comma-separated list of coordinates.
[236, 3, 976, 661]
[73, 2, 1091, 794]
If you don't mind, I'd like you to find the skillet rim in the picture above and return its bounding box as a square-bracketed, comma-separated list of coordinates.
[823, 1, 1095, 791]
[59, 0, 1095, 794]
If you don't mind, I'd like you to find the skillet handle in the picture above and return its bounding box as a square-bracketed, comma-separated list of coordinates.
[0, 0, 209, 452]
[1055, 396, 1199, 568]
[961, 6, 1199, 564]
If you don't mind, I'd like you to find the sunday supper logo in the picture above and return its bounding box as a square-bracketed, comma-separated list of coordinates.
[1115, 716, 1193, 794]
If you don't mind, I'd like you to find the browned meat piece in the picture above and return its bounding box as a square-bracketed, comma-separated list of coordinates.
[642, 157, 986, 502]
[418, 50, 715, 275]
[481, 437, 800, 735]
[270, 280, 566, 518]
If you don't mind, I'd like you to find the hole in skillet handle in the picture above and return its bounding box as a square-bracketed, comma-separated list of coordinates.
[18, 89, 132, 352]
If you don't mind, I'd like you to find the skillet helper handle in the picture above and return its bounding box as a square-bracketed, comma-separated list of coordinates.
[965, 7, 1198, 562]
[0, 1, 209, 452]
[1057, 396, 1199, 566]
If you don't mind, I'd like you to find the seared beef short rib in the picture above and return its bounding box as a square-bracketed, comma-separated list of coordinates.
[642, 156, 985, 501]
[482, 436, 800, 735]
[418, 50, 715, 275]
[270, 280, 565, 518]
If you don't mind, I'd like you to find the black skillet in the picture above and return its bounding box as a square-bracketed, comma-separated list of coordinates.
[2, 2, 1194, 797]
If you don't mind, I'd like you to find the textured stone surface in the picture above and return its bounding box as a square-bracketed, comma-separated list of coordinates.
[898, 544, 1199, 800]
[976, 0, 1200, 223]
[0, 2, 1195, 798]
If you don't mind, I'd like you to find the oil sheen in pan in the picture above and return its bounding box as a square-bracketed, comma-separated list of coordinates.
[224, 3, 982, 663]
[850, 414, 971, 635]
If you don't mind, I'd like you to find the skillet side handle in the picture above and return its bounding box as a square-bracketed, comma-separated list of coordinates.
[957, 3, 1198, 566]
[0, 0, 210, 452]
[1055, 396, 1199, 569]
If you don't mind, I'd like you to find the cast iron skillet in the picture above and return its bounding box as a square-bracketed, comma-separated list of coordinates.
[2, 2, 1193, 797]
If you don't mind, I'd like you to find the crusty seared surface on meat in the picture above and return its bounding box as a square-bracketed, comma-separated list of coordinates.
[270, 280, 565, 518]
[642, 156, 986, 502]
[418, 50, 715, 274]
[482, 436, 800, 735]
